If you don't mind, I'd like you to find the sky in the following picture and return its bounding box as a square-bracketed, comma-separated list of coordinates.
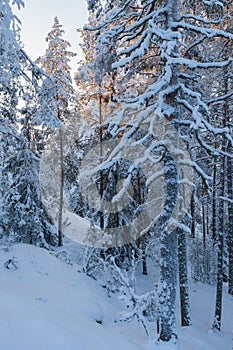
[15, 0, 89, 74]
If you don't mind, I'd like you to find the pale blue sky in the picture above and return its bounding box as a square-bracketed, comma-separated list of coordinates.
[15, 0, 89, 73]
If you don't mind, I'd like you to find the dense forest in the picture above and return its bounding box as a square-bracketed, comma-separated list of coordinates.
[0, 0, 233, 347]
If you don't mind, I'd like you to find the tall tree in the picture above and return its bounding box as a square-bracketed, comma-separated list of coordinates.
[203, 1, 233, 324]
[85, 0, 233, 341]
[37, 17, 76, 246]
[37, 16, 76, 121]
[0, 0, 24, 136]
[0, 0, 58, 246]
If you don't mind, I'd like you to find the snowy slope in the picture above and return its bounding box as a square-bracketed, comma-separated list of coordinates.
[0, 243, 232, 350]
[0, 244, 150, 350]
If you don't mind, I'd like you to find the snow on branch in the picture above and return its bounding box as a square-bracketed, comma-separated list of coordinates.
[172, 21, 233, 40]
[202, 0, 223, 8]
[207, 90, 233, 105]
[163, 55, 233, 70]
[12, 0, 25, 10]
[178, 14, 222, 25]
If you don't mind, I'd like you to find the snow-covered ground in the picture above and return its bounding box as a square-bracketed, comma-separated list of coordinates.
[0, 243, 232, 350]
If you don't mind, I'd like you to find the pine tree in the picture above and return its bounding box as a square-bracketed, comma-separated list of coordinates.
[85, 0, 233, 341]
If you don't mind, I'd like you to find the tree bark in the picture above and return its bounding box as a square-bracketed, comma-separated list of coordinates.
[213, 69, 227, 329]
[157, 0, 182, 341]
[178, 227, 191, 326]
[212, 160, 217, 242]
[157, 150, 178, 341]
[157, 228, 178, 341]
[191, 190, 195, 239]
[137, 171, 148, 275]
[212, 159, 224, 331]
[227, 151, 233, 295]
[58, 126, 64, 247]
[99, 88, 104, 230]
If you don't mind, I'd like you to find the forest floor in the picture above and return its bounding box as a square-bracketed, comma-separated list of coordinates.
[0, 241, 232, 350]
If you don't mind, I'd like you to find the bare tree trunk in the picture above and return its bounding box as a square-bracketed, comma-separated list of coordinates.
[212, 157, 225, 331]
[178, 227, 191, 326]
[212, 159, 217, 242]
[157, 151, 178, 341]
[157, 0, 182, 341]
[157, 228, 178, 341]
[58, 126, 64, 247]
[202, 199, 206, 249]
[137, 171, 148, 275]
[225, 63, 233, 295]
[99, 88, 104, 230]
[141, 238, 148, 276]
[213, 68, 228, 329]
[227, 151, 233, 295]
[191, 190, 195, 239]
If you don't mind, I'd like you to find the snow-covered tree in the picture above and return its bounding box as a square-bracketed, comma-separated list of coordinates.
[37, 17, 76, 246]
[0, 0, 58, 247]
[37, 16, 76, 121]
[84, 0, 233, 341]
[2, 147, 57, 247]
[0, 0, 24, 135]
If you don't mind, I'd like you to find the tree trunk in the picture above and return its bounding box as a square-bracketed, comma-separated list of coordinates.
[157, 150, 178, 341]
[212, 160, 224, 331]
[227, 148, 233, 295]
[224, 61, 233, 295]
[191, 190, 195, 239]
[58, 126, 64, 247]
[157, 0, 181, 341]
[157, 228, 178, 341]
[178, 227, 191, 326]
[137, 171, 148, 275]
[202, 199, 206, 249]
[213, 75, 227, 329]
[99, 88, 104, 230]
[212, 160, 217, 242]
[140, 235, 148, 276]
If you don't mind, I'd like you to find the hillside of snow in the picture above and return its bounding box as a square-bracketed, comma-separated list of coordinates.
[0, 243, 232, 350]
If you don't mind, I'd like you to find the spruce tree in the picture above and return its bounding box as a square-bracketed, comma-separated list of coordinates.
[37, 17, 76, 246]
[0, 0, 58, 247]
[37, 16, 76, 121]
